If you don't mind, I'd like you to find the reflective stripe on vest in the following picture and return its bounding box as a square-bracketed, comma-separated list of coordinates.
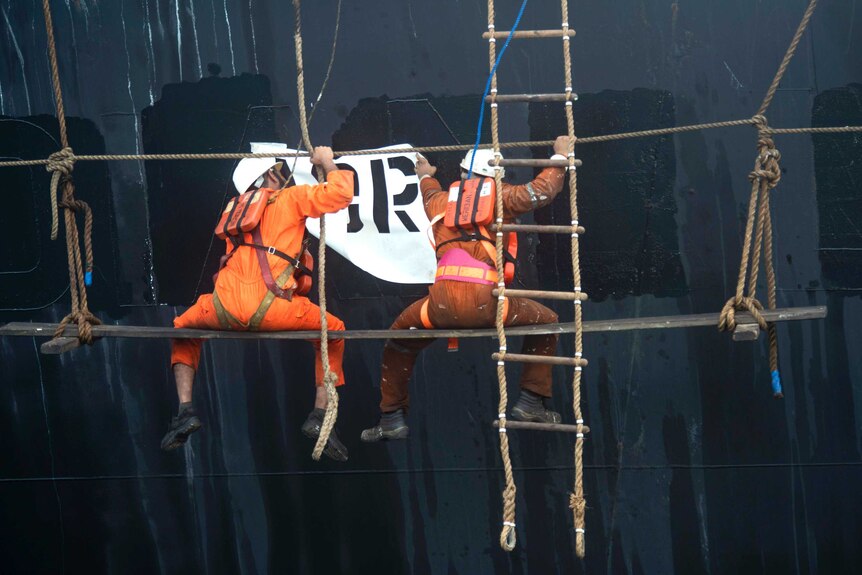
[435, 265, 499, 284]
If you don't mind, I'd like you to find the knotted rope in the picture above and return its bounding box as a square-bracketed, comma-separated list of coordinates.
[41, 0, 101, 345]
[293, 0, 339, 461]
[560, 0, 588, 557]
[486, 0, 519, 552]
[718, 115, 782, 396]
[718, 0, 818, 398]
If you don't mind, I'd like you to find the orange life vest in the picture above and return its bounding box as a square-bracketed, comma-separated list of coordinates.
[445, 177, 495, 229]
[216, 188, 270, 239]
[434, 177, 517, 284]
[213, 189, 313, 298]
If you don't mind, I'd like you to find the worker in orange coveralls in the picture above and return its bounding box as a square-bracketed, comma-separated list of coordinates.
[361, 136, 571, 442]
[162, 146, 353, 461]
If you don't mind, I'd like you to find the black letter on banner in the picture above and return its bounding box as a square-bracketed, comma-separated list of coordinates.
[387, 156, 419, 232]
[370, 159, 390, 233]
[336, 162, 363, 233]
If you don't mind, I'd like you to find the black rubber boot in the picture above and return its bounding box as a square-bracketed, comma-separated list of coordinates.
[511, 390, 561, 424]
[360, 409, 409, 442]
[160, 402, 202, 451]
[301, 408, 349, 462]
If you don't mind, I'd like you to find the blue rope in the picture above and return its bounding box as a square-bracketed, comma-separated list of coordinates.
[467, 0, 530, 178]
[771, 370, 783, 397]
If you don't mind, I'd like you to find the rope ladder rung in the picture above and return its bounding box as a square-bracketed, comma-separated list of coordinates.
[485, 93, 578, 103]
[492, 352, 588, 368]
[489, 223, 585, 235]
[483, 29, 575, 39]
[492, 288, 588, 301]
[493, 420, 591, 434]
[490, 158, 581, 168]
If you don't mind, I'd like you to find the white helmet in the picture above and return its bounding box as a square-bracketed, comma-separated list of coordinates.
[232, 157, 282, 194]
[460, 149, 504, 179]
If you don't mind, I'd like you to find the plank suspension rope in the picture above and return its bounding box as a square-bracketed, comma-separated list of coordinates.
[292, 0, 339, 462]
[39, 0, 101, 349]
[718, 0, 819, 398]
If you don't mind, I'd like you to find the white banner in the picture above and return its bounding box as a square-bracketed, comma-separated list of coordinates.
[246, 143, 437, 284]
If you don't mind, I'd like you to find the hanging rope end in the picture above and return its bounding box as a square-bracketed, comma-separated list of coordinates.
[771, 370, 784, 398]
[500, 522, 517, 551]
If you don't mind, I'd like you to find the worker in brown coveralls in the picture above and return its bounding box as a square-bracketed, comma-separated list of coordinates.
[361, 136, 571, 442]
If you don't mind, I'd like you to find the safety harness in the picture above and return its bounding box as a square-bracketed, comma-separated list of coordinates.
[430, 177, 518, 284]
[420, 178, 516, 344]
[211, 187, 313, 330]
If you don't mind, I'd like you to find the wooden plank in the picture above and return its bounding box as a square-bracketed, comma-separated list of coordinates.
[0, 306, 827, 341]
[482, 30, 574, 39]
[732, 324, 761, 341]
[484, 93, 577, 103]
[493, 288, 588, 301]
[493, 420, 591, 434]
[489, 223, 586, 235]
[40, 337, 81, 354]
[492, 353, 588, 367]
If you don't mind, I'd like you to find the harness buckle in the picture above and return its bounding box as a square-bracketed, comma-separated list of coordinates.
[267, 246, 276, 255]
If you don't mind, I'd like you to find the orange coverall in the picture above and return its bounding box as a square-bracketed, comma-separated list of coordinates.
[378, 167, 566, 412]
[171, 170, 354, 387]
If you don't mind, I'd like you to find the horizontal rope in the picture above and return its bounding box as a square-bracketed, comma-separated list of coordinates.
[574, 117, 759, 143]
[1, 121, 859, 169]
[0, 140, 554, 167]
[766, 125, 862, 135]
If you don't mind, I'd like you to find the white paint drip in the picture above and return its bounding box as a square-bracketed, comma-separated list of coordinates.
[142, 0, 157, 104]
[722, 61, 744, 90]
[32, 338, 66, 572]
[62, 0, 79, 113]
[209, 0, 219, 52]
[188, 0, 203, 78]
[223, 0, 236, 75]
[249, 0, 258, 73]
[2, 7, 32, 115]
[79, 0, 91, 34]
[121, 0, 155, 300]
[152, 0, 165, 38]
[173, 0, 183, 80]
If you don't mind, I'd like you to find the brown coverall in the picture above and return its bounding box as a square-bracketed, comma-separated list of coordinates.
[378, 167, 566, 413]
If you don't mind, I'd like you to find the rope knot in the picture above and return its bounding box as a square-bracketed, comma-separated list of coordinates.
[718, 295, 767, 332]
[46, 147, 78, 241]
[751, 114, 769, 133]
[54, 309, 102, 345]
[46, 147, 75, 177]
[569, 493, 586, 514]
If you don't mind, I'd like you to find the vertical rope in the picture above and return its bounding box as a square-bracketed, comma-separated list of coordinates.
[757, 0, 819, 116]
[40, 0, 100, 345]
[293, 0, 339, 459]
[486, 0, 518, 553]
[560, 0, 587, 558]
